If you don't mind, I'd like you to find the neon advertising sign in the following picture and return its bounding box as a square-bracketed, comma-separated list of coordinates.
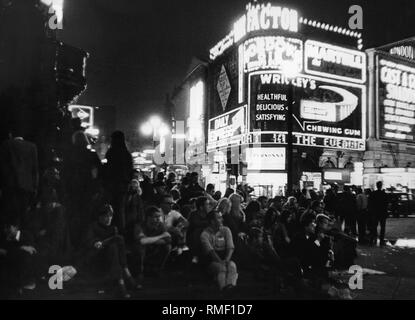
[377, 57, 415, 143]
[305, 40, 366, 83]
[243, 36, 303, 73]
[210, 3, 299, 60]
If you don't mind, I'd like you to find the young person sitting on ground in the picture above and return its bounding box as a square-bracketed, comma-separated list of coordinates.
[200, 210, 238, 291]
[133, 206, 172, 283]
[84, 204, 139, 298]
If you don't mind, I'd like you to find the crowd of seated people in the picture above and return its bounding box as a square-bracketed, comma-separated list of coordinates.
[1, 129, 386, 299]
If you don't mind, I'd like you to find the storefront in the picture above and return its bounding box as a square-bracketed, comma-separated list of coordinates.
[206, 1, 367, 196]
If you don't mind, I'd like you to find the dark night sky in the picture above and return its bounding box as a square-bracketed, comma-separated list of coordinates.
[60, 0, 415, 132]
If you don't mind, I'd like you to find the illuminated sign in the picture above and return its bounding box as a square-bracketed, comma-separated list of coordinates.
[248, 71, 365, 151]
[217, 65, 231, 111]
[244, 36, 303, 73]
[305, 40, 366, 83]
[389, 46, 415, 60]
[234, 3, 299, 42]
[246, 147, 286, 171]
[210, 3, 299, 60]
[207, 106, 247, 151]
[68, 105, 94, 128]
[377, 57, 415, 143]
[188, 81, 205, 144]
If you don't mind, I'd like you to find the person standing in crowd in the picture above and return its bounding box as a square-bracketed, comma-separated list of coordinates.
[323, 188, 337, 216]
[0, 128, 39, 227]
[185, 172, 205, 201]
[273, 209, 294, 258]
[133, 206, 172, 283]
[205, 183, 218, 209]
[104, 131, 133, 234]
[200, 211, 238, 291]
[369, 181, 389, 246]
[153, 172, 167, 198]
[187, 196, 210, 263]
[63, 131, 101, 245]
[356, 187, 368, 244]
[84, 204, 138, 298]
[140, 175, 156, 206]
[342, 186, 358, 236]
[125, 179, 145, 232]
[166, 172, 176, 191]
[257, 196, 268, 215]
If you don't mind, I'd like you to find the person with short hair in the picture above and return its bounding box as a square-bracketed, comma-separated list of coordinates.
[369, 181, 389, 245]
[187, 196, 210, 262]
[200, 211, 238, 291]
[84, 204, 138, 298]
[158, 194, 189, 252]
[133, 206, 171, 283]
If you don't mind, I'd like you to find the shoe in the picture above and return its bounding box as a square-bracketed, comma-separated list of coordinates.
[118, 283, 131, 299]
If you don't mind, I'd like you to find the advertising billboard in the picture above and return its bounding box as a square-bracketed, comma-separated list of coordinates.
[207, 105, 248, 151]
[248, 71, 365, 150]
[377, 55, 415, 143]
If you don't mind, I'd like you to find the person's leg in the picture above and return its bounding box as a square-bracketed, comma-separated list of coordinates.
[105, 243, 124, 281]
[225, 260, 238, 287]
[208, 262, 226, 290]
[380, 217, 386, 243]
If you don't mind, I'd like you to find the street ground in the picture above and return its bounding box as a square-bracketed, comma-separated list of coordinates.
[13, 217, 415, 300]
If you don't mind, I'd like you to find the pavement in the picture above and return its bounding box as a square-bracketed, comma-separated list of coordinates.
[12, 217, 415, 300]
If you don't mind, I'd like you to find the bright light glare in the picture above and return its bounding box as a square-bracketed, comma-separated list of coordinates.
[159, 125, 170, 137]
[85, 127, 99, 136]
[141, 122, 153, 136]
[150, 116, 162, 128]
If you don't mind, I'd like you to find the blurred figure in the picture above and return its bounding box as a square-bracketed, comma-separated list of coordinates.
[64, 131, 101, 245]
[356, 187, 368, 243]
[125, 179, 145, 231]
[104, 131, 133, 234]
[187, 196, 210, 263]
[0, 127, 39, 227]
[166, 172, 176, 191]
[343, 186, 357, 236]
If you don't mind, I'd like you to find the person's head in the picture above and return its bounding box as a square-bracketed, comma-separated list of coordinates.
[206, 183, 215, 195]
[110, 130, 127, 149]
[217, 198, 232, 215]
[229, 193, 243, 214]
[264, 207, 278, 230]
[280, 209, 293, 224]
[269, 196, 283, 211]
[97, 204, 114, 226]
[159, 194, 175, 215]
[72, 131, 89, 148]
[310, 200, 323, 213]
[3, 221, 19, 240]
[213, 191, 222, 201]
[196, 196, 209, 214]
[376, 181, 383, 190]
[300, 212, 316, 236]
[224, 188, 234, 198]
[190, 172, 199, 184]
[302, 188, 307, 196]
[316, 214, 331, 233]
[129, 179, 142, 195]
[167, 172, 176, 182]
[156, 172, 165, 182]
[181, 176, 190, 187]
[287, 196, 297, 206]
[356, 187, 363, 195]
[189, 198, 197, 211]
[257, 196, 268, 209]
[145, 206, 163, 227]
[245, 200, 261, 222]
[344, 185, 351, 193]
[207, 210, 223, 230]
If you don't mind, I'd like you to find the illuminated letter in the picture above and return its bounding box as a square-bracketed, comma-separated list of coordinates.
[260, 7, 271, 30]
[348, 5, 363, 30]
[348, 265, 363, 290]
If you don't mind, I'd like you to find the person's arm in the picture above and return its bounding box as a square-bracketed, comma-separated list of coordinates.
[224, 227, 235, 262]
[139, 232, 171, 246]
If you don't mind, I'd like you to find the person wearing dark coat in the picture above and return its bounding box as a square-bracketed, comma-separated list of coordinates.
[368, 181, 389, 245]
[104, 131, 133, 234]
